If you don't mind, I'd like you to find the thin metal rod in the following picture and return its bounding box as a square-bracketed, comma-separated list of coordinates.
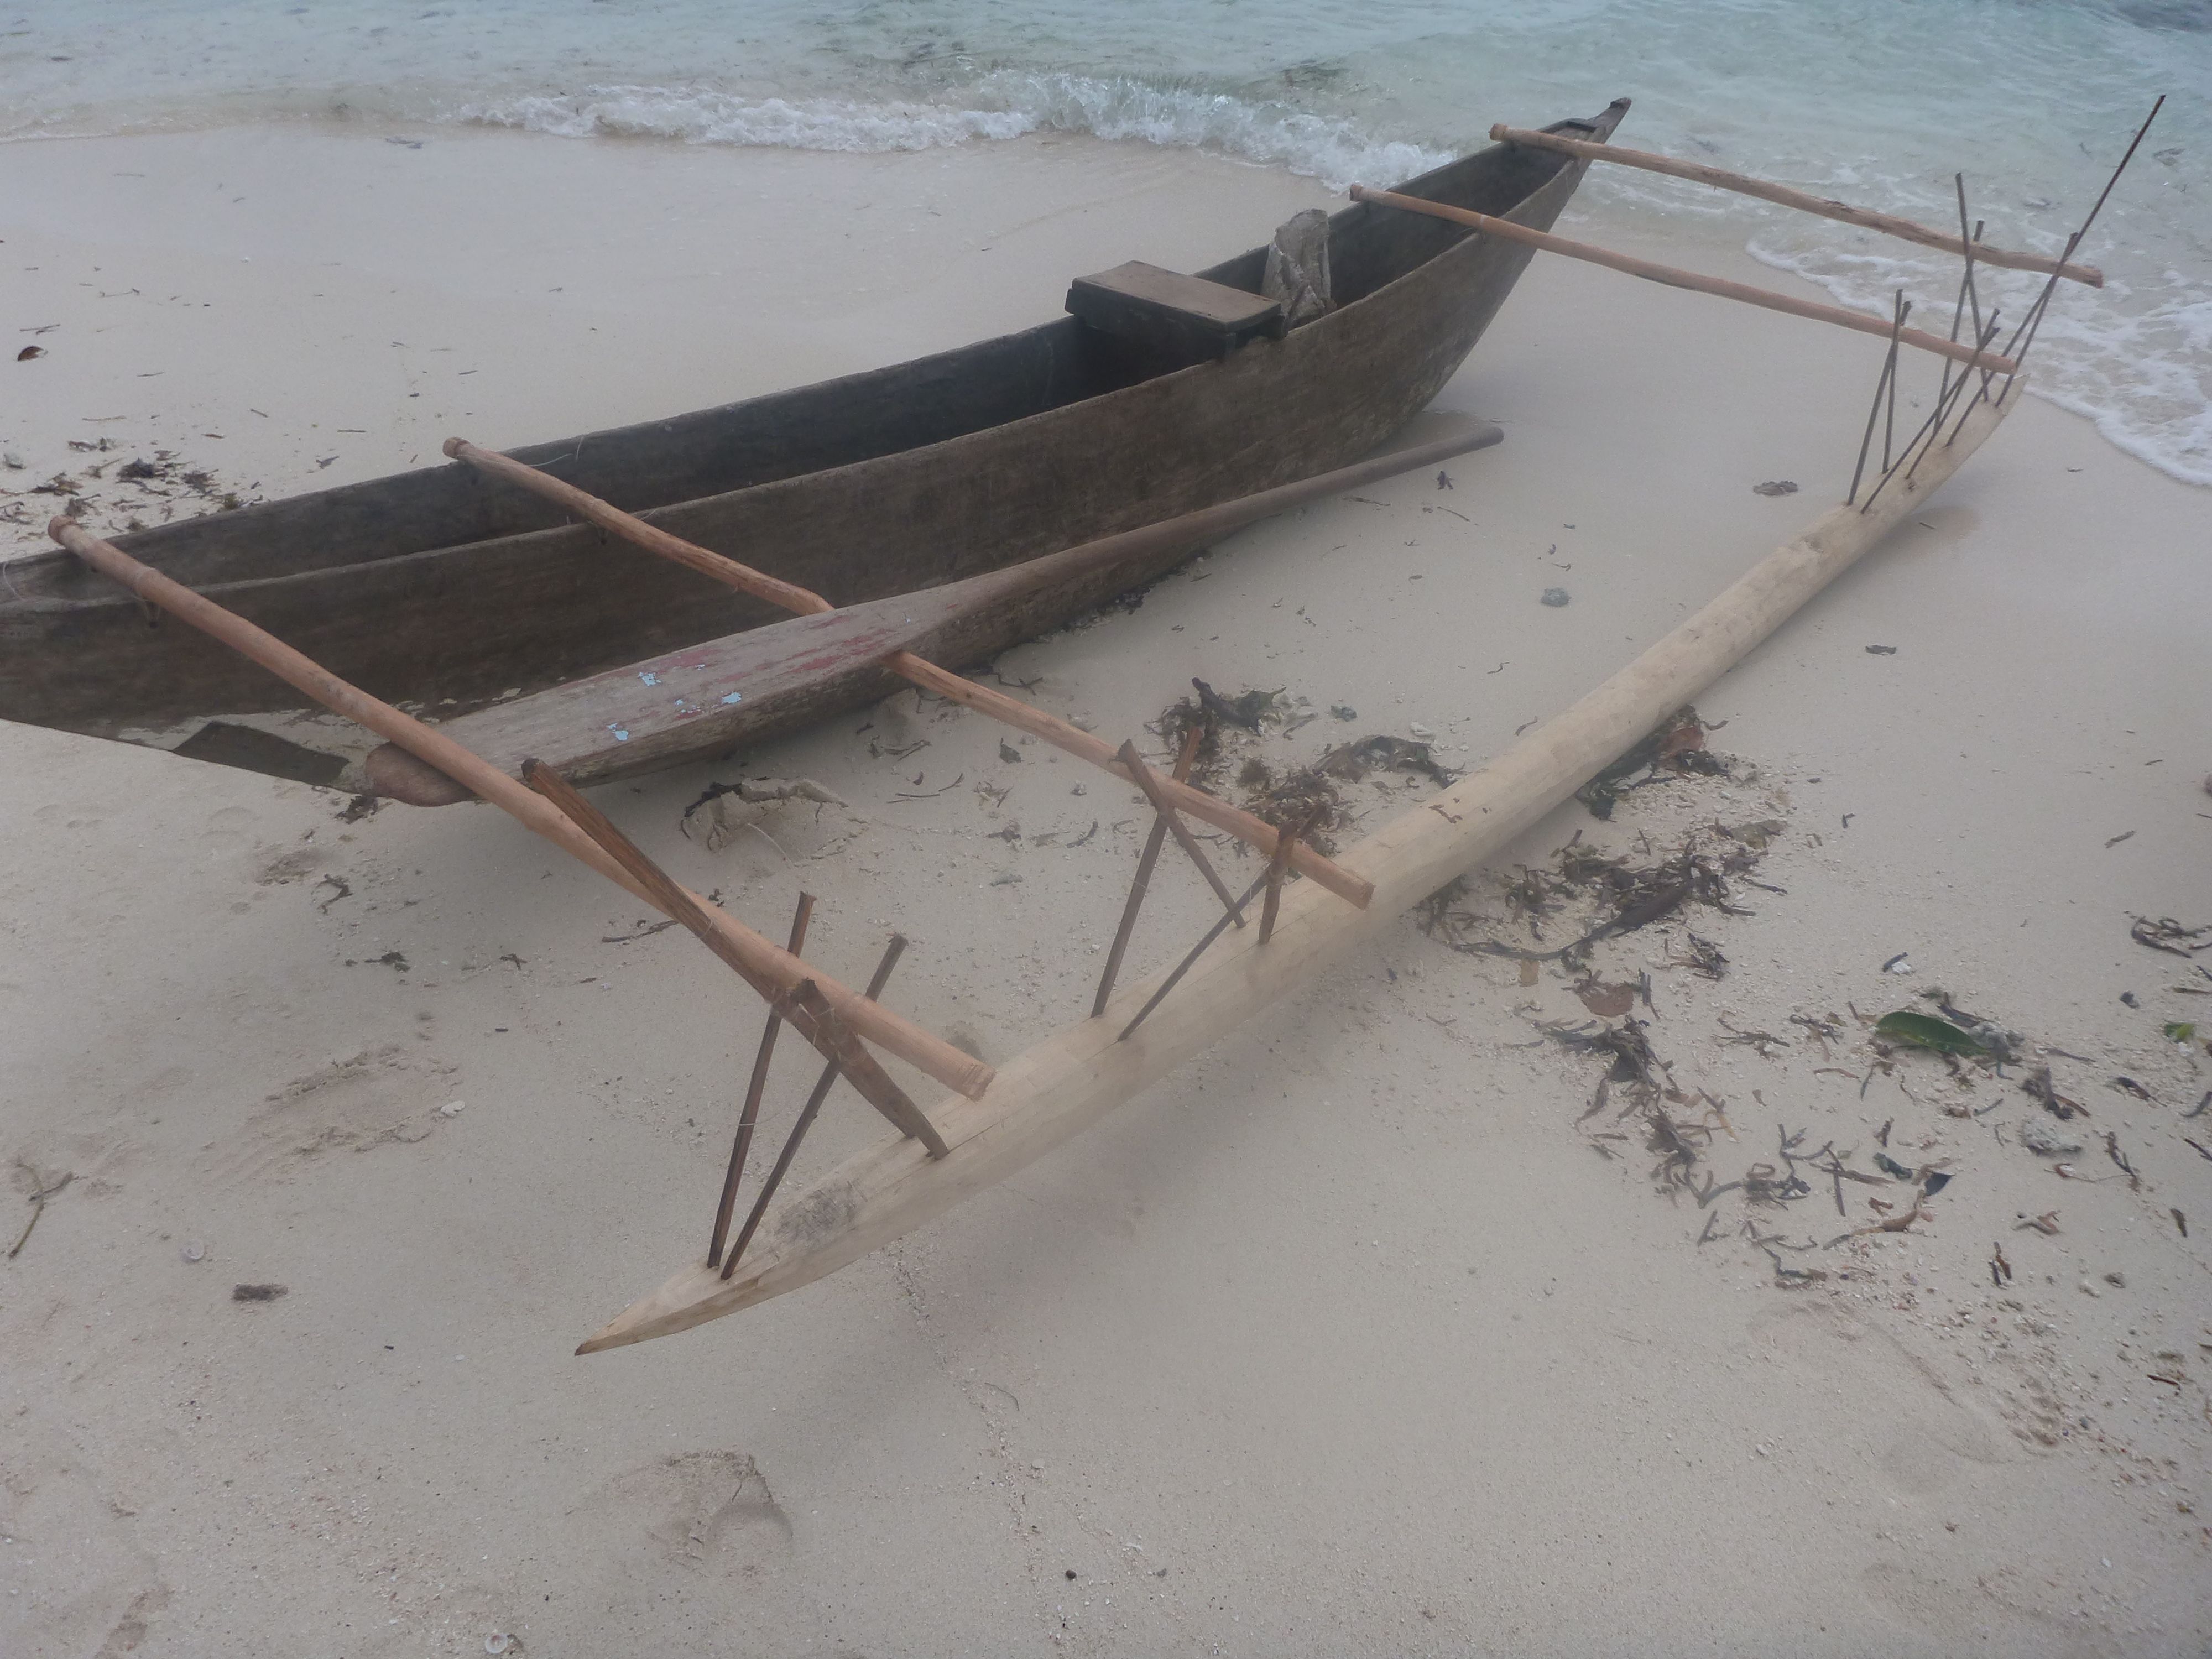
[1954, 177, 1984, 356]
[1997, 97, 2162, 403]
[722, 937, 909, 1278]
[1093, 726, 1204, 1018]
[1932, 225, 1973, 415]
[2077, 97, 2163, 249]
[1881, 291, 1907, 473]
[1258, 807, 1322, 946]
[522, 759, 940, 1145]
[1861, 312, 2000, 511]
[1118, 739, 1248, 926]
[1118, 872, 1272, 1042]
[1848, 291, 1908, 507]
[1906, 312, 2001, 479]
[708, 891, 814, 1267]
[1258, 833, 1296, 945]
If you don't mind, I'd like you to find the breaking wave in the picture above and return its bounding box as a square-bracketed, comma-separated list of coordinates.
[453, 75, 1454, 190]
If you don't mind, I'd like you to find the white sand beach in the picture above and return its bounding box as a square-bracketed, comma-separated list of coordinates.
[3, 125, 2208, 1655]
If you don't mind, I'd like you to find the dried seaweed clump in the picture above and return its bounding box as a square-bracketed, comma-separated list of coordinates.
[1421, 822, 1777, 972]
[1575, 706, 1727, 820]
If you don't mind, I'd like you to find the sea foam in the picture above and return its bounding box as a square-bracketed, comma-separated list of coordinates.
[453, 75, 1453, 189]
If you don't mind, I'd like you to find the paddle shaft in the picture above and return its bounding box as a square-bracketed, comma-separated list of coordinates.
[1488, 126, 2102, 288]
[46, 515, 993, 1103]
[1348, 186, 2020, 375]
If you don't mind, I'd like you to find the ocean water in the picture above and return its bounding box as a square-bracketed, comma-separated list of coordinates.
[6, 1, 2206, 482]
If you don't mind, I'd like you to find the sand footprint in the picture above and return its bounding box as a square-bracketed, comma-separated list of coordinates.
[195, 1046, 457, 1189]
[198, 804, 255, 857]
[1748, 1300, 2015, 1499]
[527, 1451, 813, 1641]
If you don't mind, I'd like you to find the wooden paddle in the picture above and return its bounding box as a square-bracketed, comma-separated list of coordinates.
[368, 419, 1502, 907]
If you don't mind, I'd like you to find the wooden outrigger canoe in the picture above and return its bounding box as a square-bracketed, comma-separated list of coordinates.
[577, 385, 2017, 1354]
[0, 100, 1629, 787]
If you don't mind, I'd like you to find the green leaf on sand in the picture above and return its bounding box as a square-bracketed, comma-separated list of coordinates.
[2166, 1021, 2198, 1044]
[1874, 1010, 1987, 1055]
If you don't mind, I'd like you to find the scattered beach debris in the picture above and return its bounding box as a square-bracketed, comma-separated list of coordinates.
[1190, 678, 1281, 734]
[1873, 1009, 1986, 1056]
[7, 1170, 71, 1259]
[2130, 916, 2210, 957]
[1541, 587, 1570, 607]
[1752, 479, 1798, 496]
[1864, 644, 1898, 654]
[181, 1240, 207, 1262]
[4, 445, 251, 540]
[1574, 706, 1721, 819]
[1575, 978, 1640, 1018]
[2022, 1067, 2087, 1121]
[1422, 818, 1768, 972]
[232, 1283, 288, 1302]
[1318, 734, 1455, 789]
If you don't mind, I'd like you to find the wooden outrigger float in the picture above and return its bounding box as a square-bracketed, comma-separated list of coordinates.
[577, 387, 2017, 1352]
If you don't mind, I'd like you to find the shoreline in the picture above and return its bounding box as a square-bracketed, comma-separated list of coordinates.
[3, 124, 2207, 1655]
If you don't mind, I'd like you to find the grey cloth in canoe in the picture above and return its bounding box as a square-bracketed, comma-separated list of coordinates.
[1262, 208, 1333, 326]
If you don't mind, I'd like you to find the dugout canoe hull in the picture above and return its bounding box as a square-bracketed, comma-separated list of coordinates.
[0, 100, 1629, 784]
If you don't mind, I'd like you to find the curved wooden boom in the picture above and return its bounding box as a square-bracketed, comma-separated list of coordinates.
[45, 515, 994, 1103]
[1348, 186, 2020, 375]
[1488, 124, 2103, 288]
[577, 386, 2018, 1354]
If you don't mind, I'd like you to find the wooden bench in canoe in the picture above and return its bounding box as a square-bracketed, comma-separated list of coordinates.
[0, 100, 1630, 786]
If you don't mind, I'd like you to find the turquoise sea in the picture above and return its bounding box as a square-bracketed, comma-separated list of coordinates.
[6, 1, 2206, 482]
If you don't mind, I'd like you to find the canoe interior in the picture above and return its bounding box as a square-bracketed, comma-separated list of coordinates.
[0, 100, 1628, 760]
